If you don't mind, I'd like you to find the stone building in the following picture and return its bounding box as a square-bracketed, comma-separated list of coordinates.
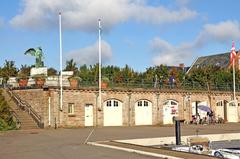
[13, 87, 240, 128]
[187, 51, 240, 73]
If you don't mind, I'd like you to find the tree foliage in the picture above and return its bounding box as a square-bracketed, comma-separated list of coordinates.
[0, 60, 18, 83]
[0, 90, 16, 131]
[0, 59, 239, 89]
[47, 67, 58, 76]
[64, 59, 78, 75]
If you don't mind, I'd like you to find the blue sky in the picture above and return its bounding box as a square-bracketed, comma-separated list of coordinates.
[0, 0, 240, 72]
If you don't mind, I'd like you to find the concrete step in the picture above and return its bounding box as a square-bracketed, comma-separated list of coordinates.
[1, 89, 40, 130]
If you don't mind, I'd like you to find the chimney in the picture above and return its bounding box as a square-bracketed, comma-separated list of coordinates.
[179, 63, 185, 70]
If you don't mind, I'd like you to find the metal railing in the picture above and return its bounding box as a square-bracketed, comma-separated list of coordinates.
[78, 80, 240, 92]
[8, 107, 21, 129]
[6, 87, 44, 128]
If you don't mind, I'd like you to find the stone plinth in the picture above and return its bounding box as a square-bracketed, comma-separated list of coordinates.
[30, 67, 48, 77]
[7, 77, 18, 87]
[46, 76, 59, 86]
[62, 71, 73, 76]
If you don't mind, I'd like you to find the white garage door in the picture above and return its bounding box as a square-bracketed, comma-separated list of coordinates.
[163, 100, 178, 124]
[135, 100, 152, 125]
[215, 101, 224, 119]
[103, 99, 123, 126]
[227, 101, 238, 122]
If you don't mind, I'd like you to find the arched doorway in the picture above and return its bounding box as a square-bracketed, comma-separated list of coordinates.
[215, 101, 224, 120]
[227, 101, 238, 122]
[163, 100, 178, 124]
[103, 99, 123, 126]
[135, 100, 152, 125]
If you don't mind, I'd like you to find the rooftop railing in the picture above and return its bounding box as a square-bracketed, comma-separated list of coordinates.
[78, 80, 240, 92]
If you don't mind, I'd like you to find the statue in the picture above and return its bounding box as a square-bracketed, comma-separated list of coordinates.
[24, 47, 44, 68]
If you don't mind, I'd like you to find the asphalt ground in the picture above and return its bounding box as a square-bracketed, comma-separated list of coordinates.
[1, 123, 240, 159]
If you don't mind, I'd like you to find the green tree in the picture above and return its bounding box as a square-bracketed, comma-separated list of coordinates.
[79, 64, 90, 81]
[18, 65, 31, 78]
[64, 59, 78, 75]
[47, 67, 58, 76]
[144, 66, 155, 82]
[0, 60, 18, 83]
[0, 90, 16, 131]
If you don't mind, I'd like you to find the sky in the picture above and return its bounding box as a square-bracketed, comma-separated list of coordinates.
[0, 0, 240, 72]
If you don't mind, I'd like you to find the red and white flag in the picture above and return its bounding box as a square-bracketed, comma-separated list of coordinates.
[230, 41, 236, 64]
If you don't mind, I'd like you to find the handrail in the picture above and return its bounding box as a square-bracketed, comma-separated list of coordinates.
[9, 107, 21, 129]
[6, 87, 44, 128]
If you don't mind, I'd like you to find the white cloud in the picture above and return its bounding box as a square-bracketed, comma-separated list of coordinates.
[196, 20, 240, 47]
[150, 38, 194, 65]
[151, 20, 240, 65]
[66, 40, 112, 65]
[10, 0, 197, 31]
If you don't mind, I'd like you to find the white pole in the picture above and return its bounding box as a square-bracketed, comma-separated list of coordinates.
[233, 59, 236, 104]
[59, 12, 63, 111]
[48, 96, 51, 126]
[98, 19, 102, 109]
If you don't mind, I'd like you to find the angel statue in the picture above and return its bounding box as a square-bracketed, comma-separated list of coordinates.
[24, 47, 44, 67]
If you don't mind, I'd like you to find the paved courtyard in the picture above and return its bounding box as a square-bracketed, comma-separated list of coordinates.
[1, 123, 240, 159]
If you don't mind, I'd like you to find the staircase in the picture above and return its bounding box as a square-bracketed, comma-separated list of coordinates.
[2, 89, 41, 129]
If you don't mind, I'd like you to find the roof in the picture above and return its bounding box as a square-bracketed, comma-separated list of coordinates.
[187, 52, 231, 73]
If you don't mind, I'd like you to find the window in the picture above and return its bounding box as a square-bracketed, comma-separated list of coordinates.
[229, 102, 236, 106]
[163, 101, 169, 105]
[138, 101, 142, 106]
[114, 100, 118, 107]
[106, 101, 112, 107]
[171, 101, 177, 105]
[68, 103, 74, 114]
[144, 101, 148, 107]
[216, 101, 223, 106]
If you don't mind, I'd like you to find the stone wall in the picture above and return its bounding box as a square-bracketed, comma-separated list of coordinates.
[14, 89, 49, 126]
[14, 88, 240, 128]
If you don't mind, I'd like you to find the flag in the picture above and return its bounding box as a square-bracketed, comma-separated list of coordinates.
[230, 41, 236, 64]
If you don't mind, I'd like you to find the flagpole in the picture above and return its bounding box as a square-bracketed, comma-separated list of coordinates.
[98, 19, 102, 110]
[59, 12, 63, 111]
[233, 57, 236, 105]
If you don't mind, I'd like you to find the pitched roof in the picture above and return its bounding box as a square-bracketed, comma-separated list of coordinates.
[187, 52, 230, 74]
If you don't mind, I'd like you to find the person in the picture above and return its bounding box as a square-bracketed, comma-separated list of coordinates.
[169, 75, 175, 89]
[209, 111, 214, 124]
[207, 111, 210, 124]
[191, 115, 196, 124]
